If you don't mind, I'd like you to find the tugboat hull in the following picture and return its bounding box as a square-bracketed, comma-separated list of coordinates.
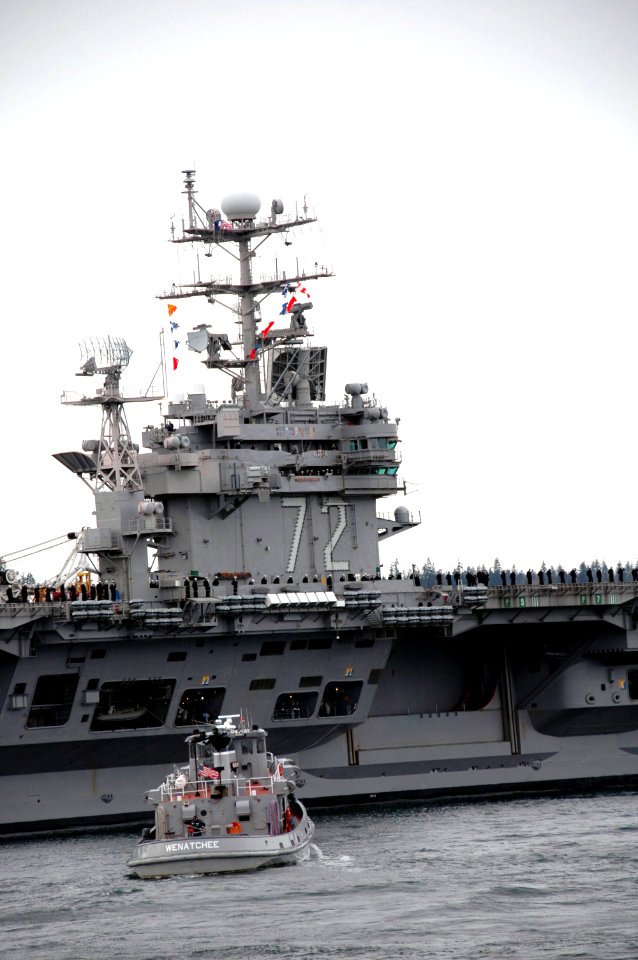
[128, 819, 315, 877]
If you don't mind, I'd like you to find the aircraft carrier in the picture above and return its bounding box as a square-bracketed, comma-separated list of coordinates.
[2, 170, 638, 835]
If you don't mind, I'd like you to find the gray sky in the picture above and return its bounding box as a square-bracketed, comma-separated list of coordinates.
[2, 0, 638, 579]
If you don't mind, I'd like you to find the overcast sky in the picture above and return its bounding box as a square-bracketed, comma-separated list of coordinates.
[2, 0, 638, 580]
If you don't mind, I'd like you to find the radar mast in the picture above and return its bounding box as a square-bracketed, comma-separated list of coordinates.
[60, 336, 165, 601]
[159, 170, 333, 408]
[65, 337, 148, 492]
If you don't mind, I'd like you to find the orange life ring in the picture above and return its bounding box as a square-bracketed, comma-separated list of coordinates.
[227, 821, 242, 835]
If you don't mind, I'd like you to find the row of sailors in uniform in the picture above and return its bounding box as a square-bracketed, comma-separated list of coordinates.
[5, 582, 119, 603]
[435, 567, 638, 588]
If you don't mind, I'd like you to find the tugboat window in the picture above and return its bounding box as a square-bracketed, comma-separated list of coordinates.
[26, 674, 79, 728]
[175, 687, 225, 726]
[628, 670, 638, 700]
[273, 691, 318, 720]
[318, 680, 363, 717]
[90, 679, 176, 731]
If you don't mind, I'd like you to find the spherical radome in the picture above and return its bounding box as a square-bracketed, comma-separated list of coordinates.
[221, 192, 261, 220]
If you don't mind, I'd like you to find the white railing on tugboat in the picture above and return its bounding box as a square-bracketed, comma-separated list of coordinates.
[160, 774, 275, 802]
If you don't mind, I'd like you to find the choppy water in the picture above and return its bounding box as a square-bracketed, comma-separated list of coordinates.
[1, 792, 637, 959]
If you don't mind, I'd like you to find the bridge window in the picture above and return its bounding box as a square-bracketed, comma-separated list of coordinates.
[370, 438, 396, 449]
[347, 465, 398, 476]
[347, 438, 397, 451]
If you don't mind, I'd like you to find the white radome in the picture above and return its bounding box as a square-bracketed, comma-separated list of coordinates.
[221, 192, 261, 220]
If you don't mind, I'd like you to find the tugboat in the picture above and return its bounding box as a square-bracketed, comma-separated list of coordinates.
[127, 716, 315, 877]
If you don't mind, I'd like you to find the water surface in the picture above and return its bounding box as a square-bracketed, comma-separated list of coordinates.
[1, 792, 637, 959]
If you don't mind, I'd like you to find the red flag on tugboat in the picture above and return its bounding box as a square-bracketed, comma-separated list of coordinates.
[173, 357, 179, 371]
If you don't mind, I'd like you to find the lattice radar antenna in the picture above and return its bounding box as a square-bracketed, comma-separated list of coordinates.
[78, 336, 133, 386]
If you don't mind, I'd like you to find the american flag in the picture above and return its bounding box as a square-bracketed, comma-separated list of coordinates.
[198, 765, 220, 780]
